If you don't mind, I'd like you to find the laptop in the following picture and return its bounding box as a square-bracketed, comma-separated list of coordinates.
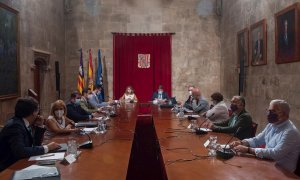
[75, 121, 98, 127]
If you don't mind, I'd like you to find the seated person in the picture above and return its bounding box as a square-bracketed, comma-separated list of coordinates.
[206, 96, 253, 140]
[231, 99, 300, 172]
[0, 97, 60, 172]
[191, 88, 209, 114]
[203, 92, 229, 123]
[183, 85, 195, 110]
[80, 88, 100, 114]
[66, 91, 99, 122]
[95, 84, 104, 102]
[45, 100, 81, 137]
[119, 86, 138, 103]
[152, 85, 169, 104]
[88, 84, 108, 108]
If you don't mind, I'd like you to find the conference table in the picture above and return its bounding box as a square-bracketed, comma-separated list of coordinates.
[0, 103, 299, 179]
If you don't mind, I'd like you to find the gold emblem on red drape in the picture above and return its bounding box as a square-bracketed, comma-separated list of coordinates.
[138, 54, 150, 68]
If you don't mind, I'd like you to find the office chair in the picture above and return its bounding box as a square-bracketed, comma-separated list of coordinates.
[251, 122, 258, 137]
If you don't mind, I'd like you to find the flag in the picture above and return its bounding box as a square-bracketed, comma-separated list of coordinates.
[77, 48, 84, 94]
[96, 49, 105, 100]
[88, 49, 94, 90]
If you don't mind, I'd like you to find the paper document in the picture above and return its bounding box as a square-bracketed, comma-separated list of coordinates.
[220, 144, 230, 149]
[29, 152, 65, 161]
[184, 114, 200, 118]
[199, 128, 212, 132]
[83, 127, 98, 133]
[12, 165, 59, 180]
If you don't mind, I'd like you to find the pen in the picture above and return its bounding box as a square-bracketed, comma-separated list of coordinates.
[40, 153, 55, 158]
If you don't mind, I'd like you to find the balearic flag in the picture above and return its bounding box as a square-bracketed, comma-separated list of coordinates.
[96, 49, 104, 100]
[77, 48, 84, 94]
[88, 49, 94, 90]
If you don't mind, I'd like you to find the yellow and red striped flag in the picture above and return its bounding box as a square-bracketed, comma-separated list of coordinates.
[77, 49, 84, 94]
[88, 49, 94, 90]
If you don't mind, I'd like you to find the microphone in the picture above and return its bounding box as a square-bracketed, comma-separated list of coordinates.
[216, 127, 242, 159]
[79, 130, 93, 149]
[224, 127, 242, 150]
[195, 113, 215, 135]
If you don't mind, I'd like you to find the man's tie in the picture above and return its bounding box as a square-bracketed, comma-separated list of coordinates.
[28, 126, 33, 137]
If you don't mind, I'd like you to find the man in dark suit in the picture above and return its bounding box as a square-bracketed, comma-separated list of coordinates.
[66, 91, 97, 122]
[152, 85, 169, 104]
[183, 85, 195, 110]
[205, 96, 253, 140]
[253, 31, 263, 64]
[279, 19, 295, 57]
[0, 97, 60, 171]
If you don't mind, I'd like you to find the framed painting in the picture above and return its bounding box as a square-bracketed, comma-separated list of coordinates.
[237, 28, 249, 67]
[0, 3, 19, 100]
[250, 19, 267, 66]
[275, 3, 300, 64]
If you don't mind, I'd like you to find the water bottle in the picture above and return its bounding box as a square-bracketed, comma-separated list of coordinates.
[207, 136, 218, 156]
[98, 120, 105, 134]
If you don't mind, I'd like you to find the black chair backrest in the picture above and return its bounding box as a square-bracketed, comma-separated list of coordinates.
[295, 153, 300, 176]
[251, 122, 258, 137]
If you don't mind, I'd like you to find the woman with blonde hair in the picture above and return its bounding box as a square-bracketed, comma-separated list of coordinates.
[119, 86, 138, 103]
[45, 100, 81, 137]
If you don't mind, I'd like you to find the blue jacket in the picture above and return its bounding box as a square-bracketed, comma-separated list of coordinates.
[152, 91, 169, 101]
[0, 117, 45, 171]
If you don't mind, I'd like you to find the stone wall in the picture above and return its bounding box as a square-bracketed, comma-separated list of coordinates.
[0, 0, 65, 124]
[64, 0, 221, 103]
[220, 0, 300, 132]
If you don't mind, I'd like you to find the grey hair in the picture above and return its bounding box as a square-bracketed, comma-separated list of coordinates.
[270, 99, 290, 116]
[232, 95, 245, 107]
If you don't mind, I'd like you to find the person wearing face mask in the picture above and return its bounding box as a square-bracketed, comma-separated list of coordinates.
[88, 85, 109, 108]
[66, 91, 98, 122]
[45, 100, 81, 137]
[205, 95, 252, 140]
[190, 88, 209, 114]
[183, 85, 195, 110]
[119, 86, 138, 103]
[202, 92, 229, 123]
[230, 99, 300, 173]
[0, 97, 60, 172]
[152, 85, 169, 104]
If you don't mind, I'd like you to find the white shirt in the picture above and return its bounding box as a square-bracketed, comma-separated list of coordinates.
[205, 101, 229, 123]
[125, 94, 135, 101]
[245, 120, 300, 172]
[45, 116, 66, 137]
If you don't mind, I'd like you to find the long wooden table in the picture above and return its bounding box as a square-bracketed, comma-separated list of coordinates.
[0, 103, 299, 179]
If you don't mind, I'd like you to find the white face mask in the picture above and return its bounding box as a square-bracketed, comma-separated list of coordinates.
[189, 91, 192, 95]
[158, 90, 163, 94]
[55, 110, 64, 118]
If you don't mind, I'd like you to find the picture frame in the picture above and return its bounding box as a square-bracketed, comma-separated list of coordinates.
[250, 19, 267, 66]
[237, 28, 249, 67]
[0, 3, 20, 100]
[275, 3, 300, 64]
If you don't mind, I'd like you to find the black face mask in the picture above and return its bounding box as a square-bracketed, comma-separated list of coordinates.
[267, 111, 279, 123]
[230, 104, 238, 112]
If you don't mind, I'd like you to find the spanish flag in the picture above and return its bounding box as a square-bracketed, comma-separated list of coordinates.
[88, 49, 94, 90]
[77, 49, 84, 94]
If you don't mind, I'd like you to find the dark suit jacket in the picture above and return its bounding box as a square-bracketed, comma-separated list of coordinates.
[0, 117, 46, 171]
[212, 109, 253, 140]
[183, 95, 193, 110]
[66, 101, 91, 122]
[152, 91, 169, 101]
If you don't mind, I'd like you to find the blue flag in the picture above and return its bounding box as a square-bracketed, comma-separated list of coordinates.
[96, 49, 104, 101]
